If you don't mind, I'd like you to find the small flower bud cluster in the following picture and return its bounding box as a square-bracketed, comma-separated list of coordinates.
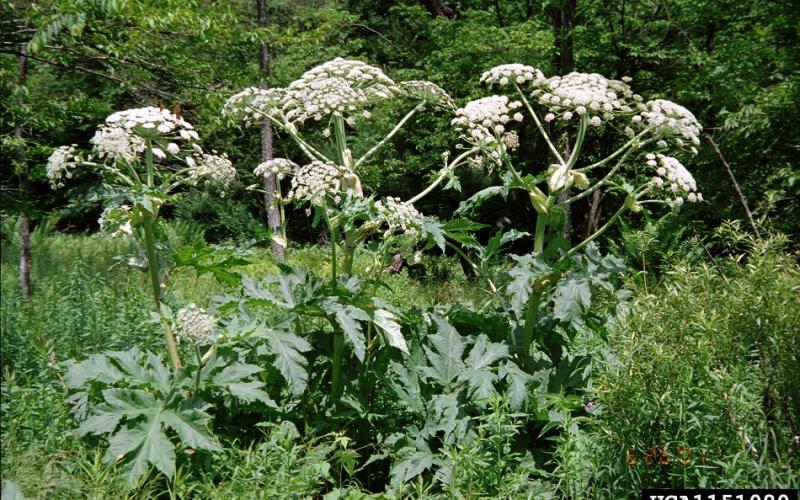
[98, 203, 133, 236]
[375, 196, 424, 238]
[533, 72, 637, 125]
[175, 303, 216, 345]
[191, 153, 236, 188]
[481, 64, 544, 86]
[46, 145, 79, 187]
[452, 95, 524, 166]
[254, 158, 298, 181]
[400, 80, 455, 110]
[639, 99, 702, 151]
[647, 153, 702, 207]
[222, 87, 285, 125]
[287, 161, 349, 206]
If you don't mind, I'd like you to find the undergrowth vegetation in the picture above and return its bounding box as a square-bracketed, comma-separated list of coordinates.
[2, 223, 797, 498]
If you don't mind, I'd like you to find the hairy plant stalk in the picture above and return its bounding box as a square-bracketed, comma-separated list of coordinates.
[565, 115, 587, 169]
[522, 287, 545, 353]
[331, 329, 345, 400]
[407, 147, 477, 204]
[513, 82, 566, 166]
[354, 102, 425, 168]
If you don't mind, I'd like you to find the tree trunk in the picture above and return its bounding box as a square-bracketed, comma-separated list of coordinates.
[258, 0, 285, 260]
[16, 42, 32, 301]
[586, 189, 604, 239]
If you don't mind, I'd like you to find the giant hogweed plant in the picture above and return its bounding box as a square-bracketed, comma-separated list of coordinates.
[442, 65, 704, 362]
[222, 58, 485, 404]
[46, 108, 275, 483]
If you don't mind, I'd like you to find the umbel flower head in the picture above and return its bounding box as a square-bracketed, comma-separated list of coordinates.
[188, 153, 236, 188]
[254, 158, 298, 181]
[46, 145, 80, 188]
[481, 64, 544, 87]
[287, 161, 351, 206]
[91, 106, 199, 162]
[374, 196, 425, 239]
[452, 95, 523, 166]
[647, 153, 702, 207]
[175, 303, 216, 344]
[532, 72, 637, 125]
[222, 87, 286, 125]
[47, 106, 236, 192]
[638, 99, 702, 153]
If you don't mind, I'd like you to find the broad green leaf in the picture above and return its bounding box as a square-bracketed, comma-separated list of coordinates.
[373, 309, 408, 353]
[64, 354, 124, 387]
[390, 446, 435, 484]
[499, 361, 533, 410]
[420, 315, 465, 388]
[327, 302, 370, 362]
[227, 381, 277, 407]
[211, 363, 262, 385]
[459, 335, 508, 401]
[507, 254, 552, 316]
[260, 327, 311, 395]
[160, 407, 221, 451]
[105, 415, 175, 483]
[553, 274, 591, 328]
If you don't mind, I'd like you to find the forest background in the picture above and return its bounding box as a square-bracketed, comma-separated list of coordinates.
[2, 0, 798, 244]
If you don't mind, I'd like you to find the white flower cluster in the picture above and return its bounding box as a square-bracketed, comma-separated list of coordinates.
[639, 99, 702, 151]
[282, 58, 400, 124]
[46, 145, 79, 188]
[480, 64, 544, 87]
[400, 80, 455, 109]
[647, 153, 702, 207]
[532, 72, 638, 125]
[287, 161, 348, 206]
[90, 125, 146, 162]
[175, 303, 216, 344]
[90, 107, 199, 163]
[452, 95, 523, 166]
[375, 196, 425, 238]
[222, 87, 285, 124]
[254, 158, 298, 181]
[98, 203, 133, 236]
[190, 153, 236, 188]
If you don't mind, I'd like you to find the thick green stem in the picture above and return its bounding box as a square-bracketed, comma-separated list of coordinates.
[333, 115, 349, 168]
[532, 195, 554, 253]
[331, 329, 344, 400]
[323, 205, 338, 286]
[343, 231, 356, 277]
[522, 287, 544, 353]
[143, 143, 181, 369]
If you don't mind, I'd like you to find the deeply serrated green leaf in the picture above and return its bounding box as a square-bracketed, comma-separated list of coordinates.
[373, 309, 408, 353]
[160, 408, 221, 451]
[420, 315, 465, 388]
[262, 328, 311, 395]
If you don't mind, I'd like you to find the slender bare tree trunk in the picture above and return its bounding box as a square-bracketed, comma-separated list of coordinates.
[258, 0, 285, 259]
[16, 42, 32, 300]
[705, 134, 761, 239]
[586, 189, 603, 239]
